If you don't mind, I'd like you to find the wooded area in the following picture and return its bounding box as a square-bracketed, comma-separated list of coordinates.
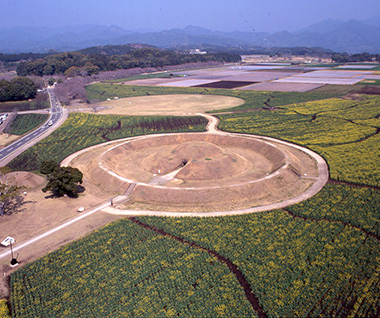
[16, 48, 241, 77]
[0, 77, 37, 102]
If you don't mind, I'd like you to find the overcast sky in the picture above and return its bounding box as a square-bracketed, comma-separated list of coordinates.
[1, 0, 380, 32]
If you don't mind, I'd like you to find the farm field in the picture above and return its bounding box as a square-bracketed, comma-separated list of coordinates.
[242, 82, 323, 92]
[135, 184, 380, 317]
[10, 219, 254, 317]
[6, 82, 380, 317]
[117, 65, 380, 92]
[87, 82, 337, 113]
[275, 77, 362, 85]
[106, 71, 183, 83]
[218, 95, 380, 186]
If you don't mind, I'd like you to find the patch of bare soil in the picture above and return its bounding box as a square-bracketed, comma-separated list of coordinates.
[0, 134, 19, 148]
[95, 94, 245, 116]
[6, 171, 45, 189]
[0, 172, 118, 269]
[356, 86, 380, 95]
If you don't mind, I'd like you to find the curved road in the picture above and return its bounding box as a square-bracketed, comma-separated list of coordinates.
[0, 88, 67, 166]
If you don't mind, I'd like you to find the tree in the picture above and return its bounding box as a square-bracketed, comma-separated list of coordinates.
[48, 78, 56, 86]
[0, 168, 25, 216]
[39, 160, 59, 175]
[42, 166, 83, 198]
[0, 77, 37, 102]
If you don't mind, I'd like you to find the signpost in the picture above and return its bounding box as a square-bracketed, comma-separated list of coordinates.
[1, 236, 18, 266]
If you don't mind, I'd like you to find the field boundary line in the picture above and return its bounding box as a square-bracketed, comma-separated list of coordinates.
[129, 217, 268, 318]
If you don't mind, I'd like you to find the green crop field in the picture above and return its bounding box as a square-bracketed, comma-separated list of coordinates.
[358, 79, 380, 86]
[11, 219, 254, 317]
[9, 85, 380, 317]
[138, 184, 380, 317]
[7, 113, 208, 171]
[5, 113, 49, 135]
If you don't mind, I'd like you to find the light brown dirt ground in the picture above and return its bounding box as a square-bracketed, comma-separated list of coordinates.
[96, 94, 245, 115]
[0, 171, 122, 297]
[0, 172, 120, 265]
[0, 134, 19, 148]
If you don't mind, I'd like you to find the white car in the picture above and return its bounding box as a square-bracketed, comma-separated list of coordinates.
[48, 120, 53, 126]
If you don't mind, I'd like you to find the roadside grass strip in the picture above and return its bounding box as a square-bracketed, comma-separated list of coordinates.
[5, 114, 49, 135]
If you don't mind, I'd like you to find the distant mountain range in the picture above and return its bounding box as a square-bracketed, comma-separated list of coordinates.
[1, 16, 380, 54]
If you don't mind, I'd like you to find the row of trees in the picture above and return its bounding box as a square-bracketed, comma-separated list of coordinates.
[0, 77, 37, 102]
[332, 52, 380, 63]
[16, 48, 241, 77]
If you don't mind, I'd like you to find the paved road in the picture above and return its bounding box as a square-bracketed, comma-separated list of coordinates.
[0, 88, 66, 165]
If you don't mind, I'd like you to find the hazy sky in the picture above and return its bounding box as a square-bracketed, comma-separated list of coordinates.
[1, 0, 380, 32]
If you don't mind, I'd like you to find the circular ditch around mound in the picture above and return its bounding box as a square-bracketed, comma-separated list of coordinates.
[73, 132, 327, 212]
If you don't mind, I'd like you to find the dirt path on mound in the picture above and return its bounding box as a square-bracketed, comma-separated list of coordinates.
[198, 113, 223, 134]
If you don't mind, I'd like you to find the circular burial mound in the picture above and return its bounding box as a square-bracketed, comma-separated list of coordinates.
[71, 133, 327, 212]
[97, 94, 245, 115]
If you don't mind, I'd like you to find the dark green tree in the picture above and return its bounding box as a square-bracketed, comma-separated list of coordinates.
[0, 77, 37, 101]
[48, 78, 56, 86]
[42, 166, 83, 198]
[39, 160, 59, 175]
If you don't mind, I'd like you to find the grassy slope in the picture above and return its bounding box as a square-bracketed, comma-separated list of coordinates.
[5, 114, 49, 135]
